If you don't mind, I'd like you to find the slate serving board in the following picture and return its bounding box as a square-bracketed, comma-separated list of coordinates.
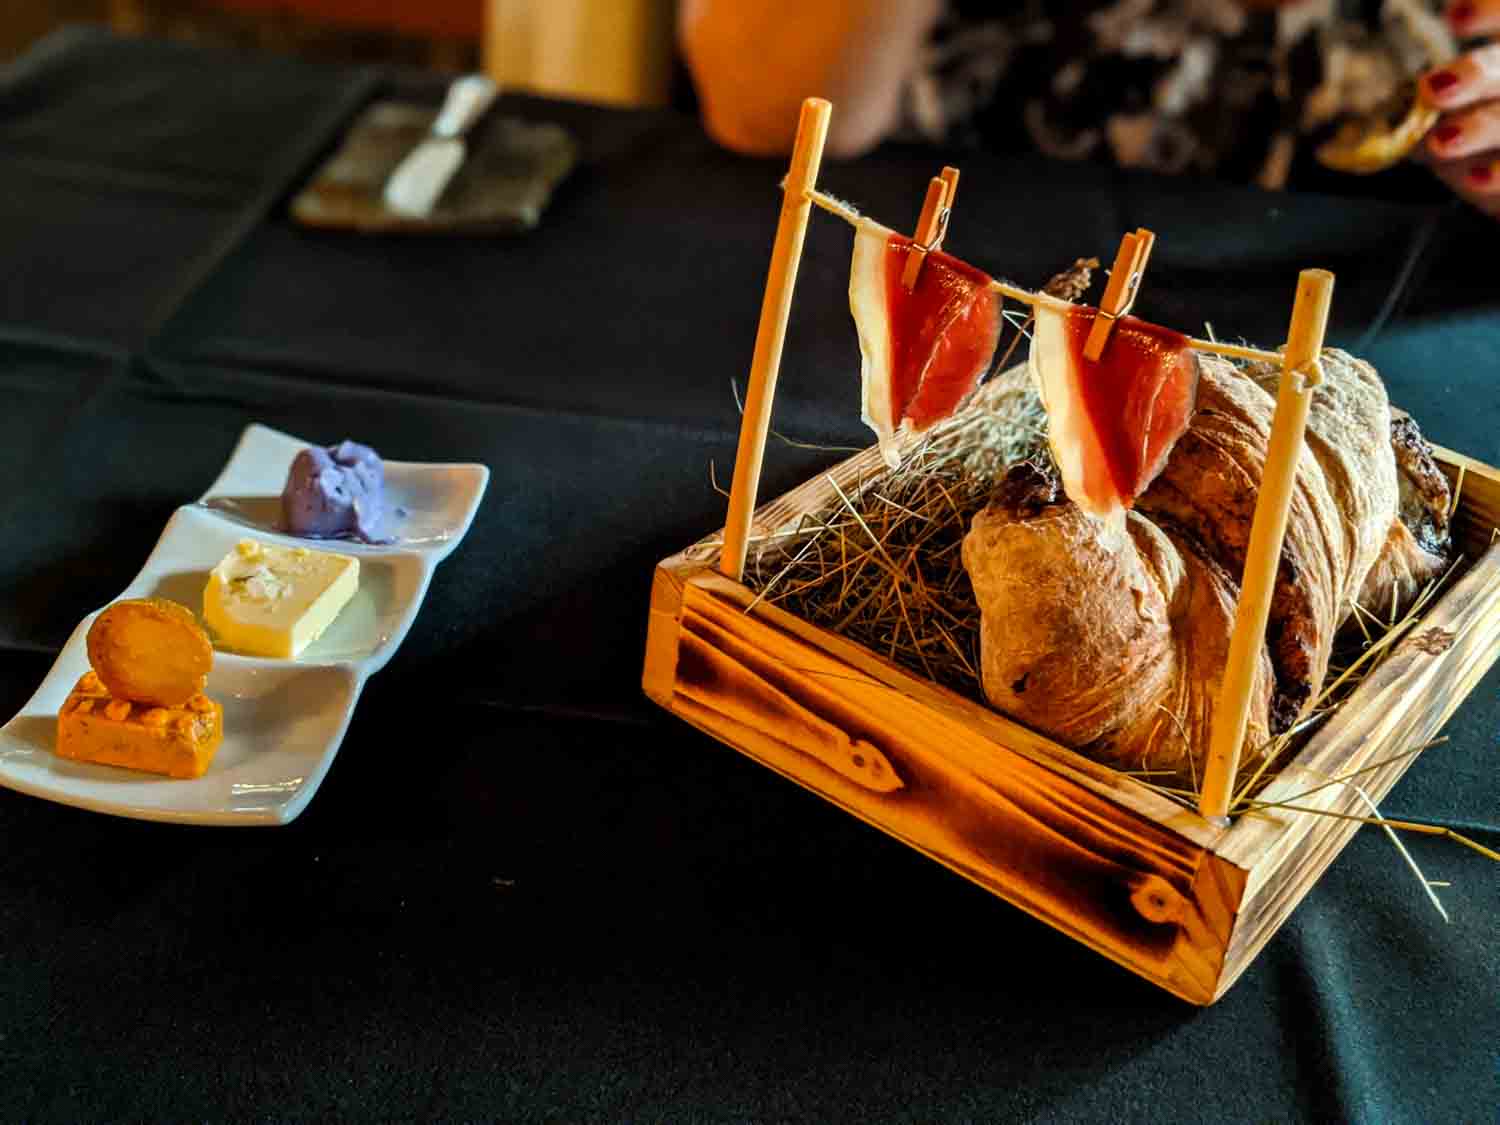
[291, 100, 577, 234]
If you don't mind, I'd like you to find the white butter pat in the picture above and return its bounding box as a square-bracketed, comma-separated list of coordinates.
[203, 539, 359, 658]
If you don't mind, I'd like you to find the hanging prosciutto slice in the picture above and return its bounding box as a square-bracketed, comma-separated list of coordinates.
[1030, 302, 1199, 521]
[849, 219, 1001, 468]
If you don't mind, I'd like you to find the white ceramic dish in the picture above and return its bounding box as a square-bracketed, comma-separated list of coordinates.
[0, 424, 488, 826]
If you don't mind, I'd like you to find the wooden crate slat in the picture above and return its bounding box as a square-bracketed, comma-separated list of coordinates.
[664, 578, 1246, 1004]
[1219, 542, 1500, 871]
[1435, 445, 1500, 560]
[687, 571, 1224, 850]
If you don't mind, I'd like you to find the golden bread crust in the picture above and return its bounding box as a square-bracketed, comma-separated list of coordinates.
[964, 349, 1450, 779]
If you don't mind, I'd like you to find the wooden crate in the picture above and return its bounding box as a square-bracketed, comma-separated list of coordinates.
[642, 396, 1500, 1005]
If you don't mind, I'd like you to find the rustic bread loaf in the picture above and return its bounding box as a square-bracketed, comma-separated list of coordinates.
[963, 349, 1451, 777]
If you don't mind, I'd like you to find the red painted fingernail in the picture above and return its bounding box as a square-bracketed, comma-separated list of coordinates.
[1469, 164, 1494, 186]
[1427, 70, 1461, 94]
[1449, 1, 1476, 27]
[1434, 124, 1463, 145]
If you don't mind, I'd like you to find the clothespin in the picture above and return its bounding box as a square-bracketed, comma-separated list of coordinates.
[1082, 227, 1156, 362]
[900, 165, 960, 290]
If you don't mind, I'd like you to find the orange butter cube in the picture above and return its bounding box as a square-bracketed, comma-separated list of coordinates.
[56, 675, 223, 779]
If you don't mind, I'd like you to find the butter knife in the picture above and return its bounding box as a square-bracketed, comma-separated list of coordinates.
[383, 74, 499, 218]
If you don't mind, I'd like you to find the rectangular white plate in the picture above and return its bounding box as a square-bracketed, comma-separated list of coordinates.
[0, 424, 489, 825]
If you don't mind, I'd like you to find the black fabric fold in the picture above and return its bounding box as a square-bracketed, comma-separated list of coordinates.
[0, 26, 378, 353]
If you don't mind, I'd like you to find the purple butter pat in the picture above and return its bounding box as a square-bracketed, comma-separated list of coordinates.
[281, 441, 394, 544]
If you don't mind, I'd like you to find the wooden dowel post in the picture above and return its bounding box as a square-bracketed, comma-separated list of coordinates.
[719, 97, 832, 582]
[1200, 269, 1335, 821]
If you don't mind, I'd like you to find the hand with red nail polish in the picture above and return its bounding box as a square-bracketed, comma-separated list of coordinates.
[1427, 70, 1462, 96]
[1446, 0, 1500, 36]
[1423, 8, 1500, 217]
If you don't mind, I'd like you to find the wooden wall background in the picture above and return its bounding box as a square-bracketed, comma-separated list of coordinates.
[1, 1, 108, 62]
[3, 1, 680, 108]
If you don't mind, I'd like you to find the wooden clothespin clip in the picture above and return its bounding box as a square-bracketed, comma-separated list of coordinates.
[1082, 227, 1156, 362]
[900, 165, 960, 290]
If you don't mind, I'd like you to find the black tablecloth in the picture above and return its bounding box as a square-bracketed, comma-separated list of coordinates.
[1, 27, 1496, 1122]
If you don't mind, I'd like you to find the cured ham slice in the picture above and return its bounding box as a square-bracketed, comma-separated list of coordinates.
[849, 220, 1001, 468]
[1029, 302, 1199, 521]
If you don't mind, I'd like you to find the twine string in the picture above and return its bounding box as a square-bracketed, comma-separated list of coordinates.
[801, 186, 1287, 368]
